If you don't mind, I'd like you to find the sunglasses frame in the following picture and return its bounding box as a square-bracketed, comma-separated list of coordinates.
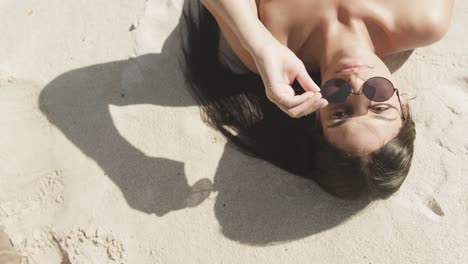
[321, 76, 406, 121]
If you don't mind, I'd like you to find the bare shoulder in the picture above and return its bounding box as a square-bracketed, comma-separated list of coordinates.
[391, 0, 454, 48]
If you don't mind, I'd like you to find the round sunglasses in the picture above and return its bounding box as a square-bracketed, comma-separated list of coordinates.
[320, 76, 405, 120]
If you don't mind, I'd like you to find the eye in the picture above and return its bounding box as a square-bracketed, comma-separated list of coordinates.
[371, 106, 389, 112]
[330, 110, 350, 119]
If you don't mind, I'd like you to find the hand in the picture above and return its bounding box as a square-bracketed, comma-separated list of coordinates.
[252, 42, 328, 118]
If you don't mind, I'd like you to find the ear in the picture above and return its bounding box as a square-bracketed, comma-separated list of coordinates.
[315, 109, 323, 129]
[401, 99, 410, 114]
[314, 109, 328, 136]
[399, 92, 416, 112]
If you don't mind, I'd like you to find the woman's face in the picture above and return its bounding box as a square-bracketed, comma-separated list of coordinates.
[319, 52, 405, 154]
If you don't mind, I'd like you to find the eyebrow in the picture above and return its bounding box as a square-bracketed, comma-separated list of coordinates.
[326, 115, 398, 128]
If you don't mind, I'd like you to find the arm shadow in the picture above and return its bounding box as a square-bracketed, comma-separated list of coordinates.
[38, 16, 209, 217]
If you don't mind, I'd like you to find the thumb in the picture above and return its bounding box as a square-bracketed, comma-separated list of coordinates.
[296, 66, 320, 92]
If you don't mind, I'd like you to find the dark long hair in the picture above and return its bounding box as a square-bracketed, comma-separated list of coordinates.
[182, 3, 416, 200]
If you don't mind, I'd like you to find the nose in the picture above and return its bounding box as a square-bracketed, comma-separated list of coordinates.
[346, 76, 371, 117]
[348, 93, 371, 117]
[348, 74, 366, 93]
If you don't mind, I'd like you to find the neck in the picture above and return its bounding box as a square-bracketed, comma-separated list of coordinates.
[318, 19, 376, 74]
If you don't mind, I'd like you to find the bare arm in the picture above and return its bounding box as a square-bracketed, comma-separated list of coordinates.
[391, 0, 454, 51]
[200, 0, 325, 118]
[200, 0, 276, 55]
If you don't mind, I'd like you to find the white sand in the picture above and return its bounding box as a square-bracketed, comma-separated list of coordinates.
[1, 0, 467, 263]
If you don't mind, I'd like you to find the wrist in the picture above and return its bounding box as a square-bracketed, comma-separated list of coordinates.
[237, 21, 278, 58]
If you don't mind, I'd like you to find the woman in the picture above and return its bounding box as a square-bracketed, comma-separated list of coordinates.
[183, 0, 453, 199]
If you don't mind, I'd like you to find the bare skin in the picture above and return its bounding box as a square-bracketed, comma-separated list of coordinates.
[214, 0, 453, 73]
[201, 0, 454, 154]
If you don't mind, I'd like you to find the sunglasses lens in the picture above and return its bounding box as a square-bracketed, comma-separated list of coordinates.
[321, 79, 350, 103]
[363, 77, 395, 102]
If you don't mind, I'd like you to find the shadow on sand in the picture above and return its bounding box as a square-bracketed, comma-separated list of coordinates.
[38, 2, 412, 245]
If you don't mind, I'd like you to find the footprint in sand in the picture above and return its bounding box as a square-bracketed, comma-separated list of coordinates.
[426, 198, 445, 217]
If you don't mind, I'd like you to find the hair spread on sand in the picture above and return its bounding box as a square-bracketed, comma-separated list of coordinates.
[182, 2, 416, 200]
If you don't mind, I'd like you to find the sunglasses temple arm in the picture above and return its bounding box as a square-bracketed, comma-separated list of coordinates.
[396, 89, 405, 121]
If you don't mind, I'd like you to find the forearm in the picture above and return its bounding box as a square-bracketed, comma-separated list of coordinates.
[200, 0, 277, 55]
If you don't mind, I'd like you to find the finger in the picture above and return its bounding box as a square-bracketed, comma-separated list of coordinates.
[288, 94, 326, 118]
[272, 88, 314, 109]
[265, 83, 313, 104]
[273, 102, 291, 116]
[270, 95, 304, 118]
[300, 98, 328, 116]
[296, 66, 321, 92]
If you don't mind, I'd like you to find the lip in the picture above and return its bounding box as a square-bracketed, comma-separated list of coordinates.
[336, 64, 371, 73]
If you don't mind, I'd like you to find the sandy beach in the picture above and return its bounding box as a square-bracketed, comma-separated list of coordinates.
[1, 0, 467, 263]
